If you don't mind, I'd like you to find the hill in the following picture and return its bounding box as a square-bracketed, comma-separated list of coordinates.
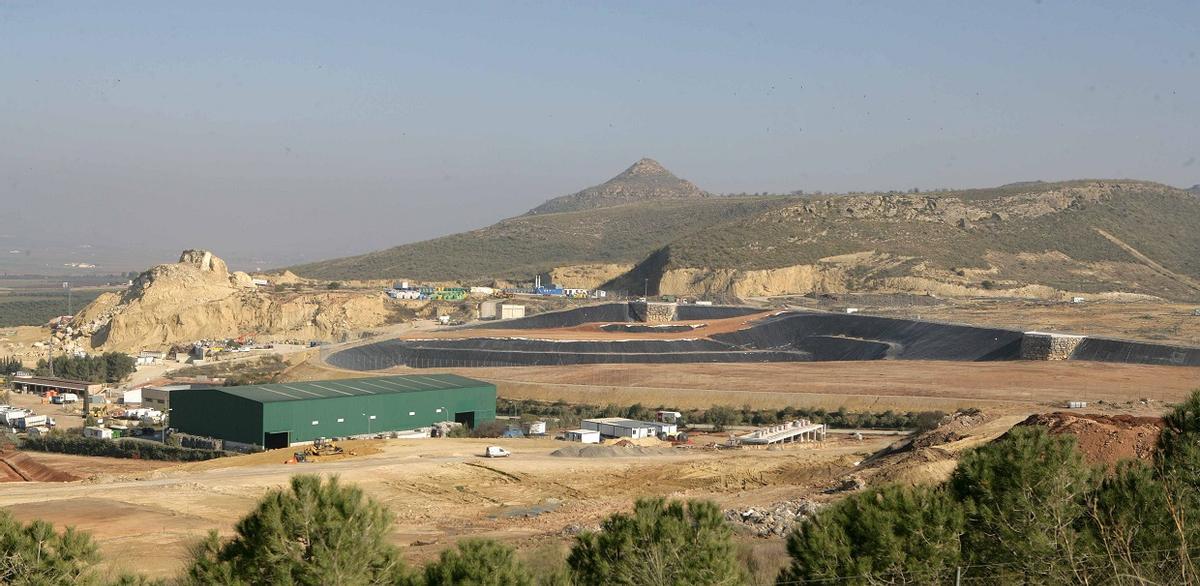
[69, 250, 398, 352]
[292, 160, 1200, 301]
[290, 158, 780, 282]
[527, 158, 708, 215]
[607, 180, 1200, 300]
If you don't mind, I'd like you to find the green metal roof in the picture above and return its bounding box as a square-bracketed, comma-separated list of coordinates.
[207, 374, 492, 403]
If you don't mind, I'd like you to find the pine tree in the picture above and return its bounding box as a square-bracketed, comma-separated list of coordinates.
[776, 484, 963, 585]
[950, 426, 1096, 583]
[183, 475, 411, 586]
[0, 510, 101, 585]
[568, 498, 744, 586]
[423, 539, 534, 586]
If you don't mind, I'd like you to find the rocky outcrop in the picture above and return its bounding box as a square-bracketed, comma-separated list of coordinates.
[658, 264, 851, 298]
[549, 264, 635, 289]
[71, 250, 397, 352]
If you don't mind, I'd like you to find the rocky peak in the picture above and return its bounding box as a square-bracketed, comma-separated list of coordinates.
[617, 158, 670, 178]
[528, 157, 708, 215]
[178, 249, 229, 276]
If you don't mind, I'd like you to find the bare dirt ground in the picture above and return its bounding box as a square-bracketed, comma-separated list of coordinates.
[292, 356, 1200, 415]
[0, 435, 887, 581]
[402, 311, 777, 341]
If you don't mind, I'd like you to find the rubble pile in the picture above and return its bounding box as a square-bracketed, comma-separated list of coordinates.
[724, 499, 821, 537]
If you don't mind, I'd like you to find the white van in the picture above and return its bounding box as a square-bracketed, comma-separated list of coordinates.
[484, 446, 510, 458]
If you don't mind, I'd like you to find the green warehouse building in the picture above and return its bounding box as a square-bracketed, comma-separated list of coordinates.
[170, 374, 496, 449]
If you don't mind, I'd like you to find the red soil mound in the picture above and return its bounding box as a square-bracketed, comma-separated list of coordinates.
[0, 451, 80, 482]
[1019, 412, 1162, 470]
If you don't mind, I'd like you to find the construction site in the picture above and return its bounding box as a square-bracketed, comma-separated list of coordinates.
[2, 300, 1199, 581]
[326, 302, 1200, 370]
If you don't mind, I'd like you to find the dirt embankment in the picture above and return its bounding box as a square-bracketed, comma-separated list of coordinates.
[69, 250, 401, 352]
[1018, 412, 1163, 470]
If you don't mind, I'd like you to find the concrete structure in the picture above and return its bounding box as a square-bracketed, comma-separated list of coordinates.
[120, 388, 143, 404]
[500, 304, 526, 319]
[9, 376, 103, 396]
[563, 429, 601, 444]
[479, 300, 501, 320]
[135, 351, 166, 366]
[738, 420, 827, 445]
[629, 301, 678, 323]
[582, 417, 659, 439]
[141, 384, 209, 411]
[170, 374, 496, 449]
[1021, 332, 1086, 361]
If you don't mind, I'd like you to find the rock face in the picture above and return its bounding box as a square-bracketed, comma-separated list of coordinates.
[72, 250, 396, 352]
[549, 264, 635, 289]
[528, 158, 708, 214]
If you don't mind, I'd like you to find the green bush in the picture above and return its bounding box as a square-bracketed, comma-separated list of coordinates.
[23, 435, 227, 462]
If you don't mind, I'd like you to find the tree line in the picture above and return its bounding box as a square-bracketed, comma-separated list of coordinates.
[498, 398, 946, 431]
[33, 352, 135, 383]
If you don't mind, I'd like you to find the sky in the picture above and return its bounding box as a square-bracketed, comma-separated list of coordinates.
[2, 1, 1197, 271]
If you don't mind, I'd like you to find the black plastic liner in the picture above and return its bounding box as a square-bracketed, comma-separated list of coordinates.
[327, 308, 1200, 370]
[1072, 337, 1200, 366]
[713, 312, 1024, 361]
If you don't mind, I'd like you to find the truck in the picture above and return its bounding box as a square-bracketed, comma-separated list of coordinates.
[16, 415, 47, 430]
[51, 393, 79, 404]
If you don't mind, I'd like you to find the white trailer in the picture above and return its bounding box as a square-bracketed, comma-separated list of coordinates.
[83, 426, 114, 439]
[563, 429, 601, 444]
[582, 418, 657, 439]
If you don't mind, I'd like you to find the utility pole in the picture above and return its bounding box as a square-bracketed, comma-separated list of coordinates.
[643, 278, 648, 298]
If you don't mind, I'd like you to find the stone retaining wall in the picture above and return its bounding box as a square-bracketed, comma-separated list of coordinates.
[1021, 332, 1086, 360]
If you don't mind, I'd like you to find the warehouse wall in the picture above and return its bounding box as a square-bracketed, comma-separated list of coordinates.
[261, 384, 497, 444]
[170, 390, 264, 445]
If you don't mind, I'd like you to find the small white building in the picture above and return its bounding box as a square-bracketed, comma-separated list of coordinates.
[563, 429, 601, 444]
[527, 421, 547, 435]
[121, 388, 143, 404]
[83, 426, 114, 439]
[136, 351, 166, 366]
[582, 417, 658, 439]
[500, 304, 526, 319]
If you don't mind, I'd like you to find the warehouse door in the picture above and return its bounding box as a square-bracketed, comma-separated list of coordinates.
[264, 431, 290, 450]
[454, 411, 475, 430]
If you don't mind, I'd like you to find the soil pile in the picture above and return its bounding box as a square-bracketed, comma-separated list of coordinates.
[71, 250, 397, 351]
[0, 451, 80, 482]
[549, 445, 675, 458]
[1018, 412, 1162, 469]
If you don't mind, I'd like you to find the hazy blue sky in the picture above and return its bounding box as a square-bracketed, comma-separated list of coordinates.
[2, 1, 1197, 269]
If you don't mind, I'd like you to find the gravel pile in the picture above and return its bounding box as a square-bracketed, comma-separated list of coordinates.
[724, 499, 821, 537]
